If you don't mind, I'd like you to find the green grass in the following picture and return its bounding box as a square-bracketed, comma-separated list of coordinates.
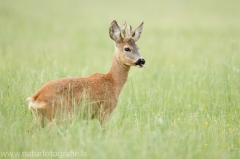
[1, 0, 240, 158]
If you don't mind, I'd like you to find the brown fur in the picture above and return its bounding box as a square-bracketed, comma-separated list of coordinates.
[27, 20, 145, 129]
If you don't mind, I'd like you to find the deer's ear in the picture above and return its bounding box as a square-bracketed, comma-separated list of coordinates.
[109, 20, 122, 43]
[131, 22, 144, 42]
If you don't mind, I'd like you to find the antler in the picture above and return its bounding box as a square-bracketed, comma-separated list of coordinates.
[121, 21, 127, 37]
[126, 23, 132, 36]
[116, 21, 133, 37]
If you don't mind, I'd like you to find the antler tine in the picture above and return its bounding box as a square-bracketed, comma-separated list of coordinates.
[121, 21, 127, 37]
[122, 21, 127, 30]
[126, 23, 132, 36]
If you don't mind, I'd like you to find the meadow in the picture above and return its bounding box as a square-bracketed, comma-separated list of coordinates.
[0, 0, 240, 158]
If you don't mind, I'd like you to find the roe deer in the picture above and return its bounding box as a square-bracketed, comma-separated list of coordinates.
[27, 20, 146, 129]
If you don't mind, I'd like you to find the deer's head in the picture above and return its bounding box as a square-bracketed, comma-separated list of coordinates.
[109, 20, 146, 68]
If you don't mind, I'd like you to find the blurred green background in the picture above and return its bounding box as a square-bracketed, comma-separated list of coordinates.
[0, 0, 240, 159]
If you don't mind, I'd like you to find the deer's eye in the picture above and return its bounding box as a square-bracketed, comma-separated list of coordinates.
[124, 48, 131, 52]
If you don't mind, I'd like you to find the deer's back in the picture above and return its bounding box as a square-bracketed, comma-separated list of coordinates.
[28, 73, 116, 110]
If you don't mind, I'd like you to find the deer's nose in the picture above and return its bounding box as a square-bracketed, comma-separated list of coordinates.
[135, 58, 146, 68]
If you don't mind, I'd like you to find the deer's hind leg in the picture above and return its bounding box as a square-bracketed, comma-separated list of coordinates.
[27, 108, 45, 132]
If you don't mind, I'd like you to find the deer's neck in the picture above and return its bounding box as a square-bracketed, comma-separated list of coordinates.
[107, 52, 130, 97]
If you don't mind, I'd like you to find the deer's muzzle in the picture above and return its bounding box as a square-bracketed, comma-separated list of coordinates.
[135, 58, 146, 68]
